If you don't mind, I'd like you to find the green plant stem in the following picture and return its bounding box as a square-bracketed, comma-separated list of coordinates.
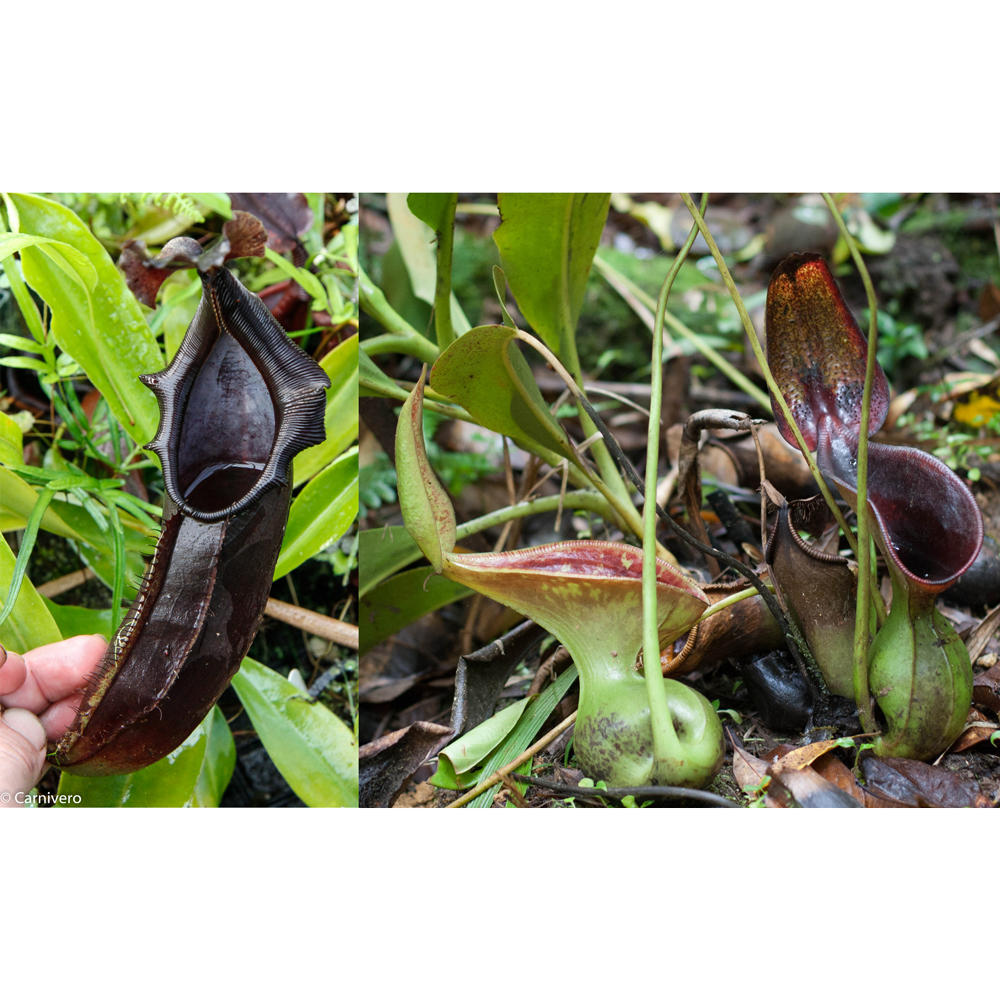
[361, 332, 439, 365]
[512, 330, 677, 564]
[559, 329, 641, 525]
[432, 195, 457, 350]
[679, 193, 886, 631]
[358, 263, 439, 364]
[695, 584, 773, 624]
[591, 254, 773, 412]
[642, 194, 708, 773]
[454, 490, 617, 542]
[359, 371, 470, 421]
[823, 192, 880, 733]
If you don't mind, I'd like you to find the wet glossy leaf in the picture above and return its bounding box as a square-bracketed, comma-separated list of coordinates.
[274, 448, 358, 579]
[359, 566, 472, 656]
[293, 334, 359, 485]
[55, 706, 235, 807]
[230, 657, 358, 808]
[494, 193, 610, 356]
[6, 193, 163, 446]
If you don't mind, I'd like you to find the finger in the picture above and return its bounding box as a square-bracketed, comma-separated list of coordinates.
[3, 635, 108, 714]
[39, 694, 86, 743]
[0, 708, 47, 807]
[0, 645, 28, 698]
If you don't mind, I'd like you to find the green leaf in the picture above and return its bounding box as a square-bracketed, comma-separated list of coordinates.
[0, 410, 24, 467]
[494, 193, 610, 357]
[466, 666, 579, 808]
[230, 657, 358, 807]
[0, 533, 62, 653]
[274, 448, 358, 579]
[429, 324, 578, 469]
[386, 192, 470, 334]
[407, 193, 457, 233]
[359, 345, 404, 397]
[359, 566, 471, 656]
[190, 193, 232, 219]
[395, 374, 456, 573]
[6, 193, 163, 446]
[42, 598, 114, 639]
[263, 245, 329, 306]
[0, 356, 49, 372]
[0, 232, 98, 291]
[292, 334, 359, 486]
[55, 706, 235, 807]
[430, 697, 530, 789]
[358, 525, 420, 598]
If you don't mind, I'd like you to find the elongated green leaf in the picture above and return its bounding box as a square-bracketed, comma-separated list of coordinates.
[466, 666, 579, 808]
[429, 324, 578, 468]
[430, 697, 530, 789]
[55, 706, 236, 807]
[0, 485, 59, 632]
[263, 246, 328, 305]
[42, 598, 114, 639]
[230, 657, 358, 807]
[0, 534, 64, 653]
[494, 193, 610, 357]
[7, 193, 163, 446]
[358, 525, 420, 597]
[386, 193, 470, 334]
[293, 334, 359, 485]
[275, 448, 358, 579]
[359, 566, 472, 656]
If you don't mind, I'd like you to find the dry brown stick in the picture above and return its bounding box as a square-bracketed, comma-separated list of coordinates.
[446, 711, 578, 808]
[264, 597, 359, 650]
[526, 645, 571, 698]
[35, 567, 96, 598]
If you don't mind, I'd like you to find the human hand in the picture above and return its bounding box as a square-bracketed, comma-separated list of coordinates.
[0, 635, 107, 807]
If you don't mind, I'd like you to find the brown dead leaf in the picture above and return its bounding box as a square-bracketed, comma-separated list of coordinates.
[860, 756, 991, 808]
[768, 739, 845, 774]
[972, 663, 1000, 714]
[359, 721, 454, 808]
[772, 767, 863, 808]
[943, 709, 999, 755]
[811, 754, 869, 805]
[732, 744, 789, 807]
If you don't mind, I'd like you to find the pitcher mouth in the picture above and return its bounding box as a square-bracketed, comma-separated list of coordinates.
[138, 263, 329, 523]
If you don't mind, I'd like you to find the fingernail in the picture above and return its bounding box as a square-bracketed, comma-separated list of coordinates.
[2, 708, 47, 751]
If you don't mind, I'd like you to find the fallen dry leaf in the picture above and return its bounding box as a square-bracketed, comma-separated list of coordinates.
[359, 721, 453, 808]
[772, 767, 863, 808]
[972, 664, 1000, 714]
[860, 756, 990, 808]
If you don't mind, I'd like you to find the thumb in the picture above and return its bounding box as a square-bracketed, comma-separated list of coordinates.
[0, 708, 47, 808]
